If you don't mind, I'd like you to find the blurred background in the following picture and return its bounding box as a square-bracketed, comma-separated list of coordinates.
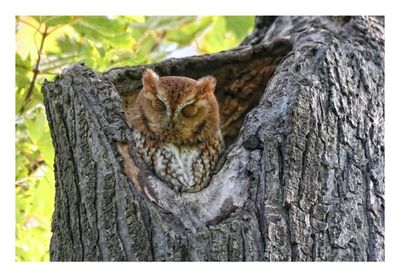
[15, 16, 255, 261]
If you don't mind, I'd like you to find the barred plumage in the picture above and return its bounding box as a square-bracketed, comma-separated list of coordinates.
[129, 69, 224, 193]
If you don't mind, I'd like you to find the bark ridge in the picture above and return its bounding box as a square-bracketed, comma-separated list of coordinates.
[43, 16, 384, 261]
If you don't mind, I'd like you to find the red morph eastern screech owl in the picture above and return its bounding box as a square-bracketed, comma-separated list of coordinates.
[130, 69, 224, 193]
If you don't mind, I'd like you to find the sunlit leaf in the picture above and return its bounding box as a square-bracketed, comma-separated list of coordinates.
[73, 16, 125, 39]
[16, 70, 30, 92]
[199, 16, 227, 53]
[16, 53, 32, 70]
[72, 22, 106, 42]
[124, 16, 145, 24]
[16, 17, 42, 59]
[134, 33, 156, 63]
[165, 16, 212, 46]
[135, 16, 195, 31]
[198, 16, 254, 54]
[31, 166, 55, 219]
[24, 108, 54, 164]
[55, 34, 80, 53]
[16, 152, 29, 180]
[225, 16, 254, 39]
[43, 16, 75, 27]
[108, 32, 136, 48]
[25, 109, 46, 144]
[16, 54, 32, 113]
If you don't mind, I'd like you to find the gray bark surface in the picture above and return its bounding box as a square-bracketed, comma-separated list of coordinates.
[43, 16, 384, 261]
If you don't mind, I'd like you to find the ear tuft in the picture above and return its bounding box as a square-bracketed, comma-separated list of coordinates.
[142, 68, 159, 93]
[197, 75, 216, 97]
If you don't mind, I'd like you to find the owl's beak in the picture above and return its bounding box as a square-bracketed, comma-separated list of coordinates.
[168, 114, 177, 128]
[167, 121, 176, 128]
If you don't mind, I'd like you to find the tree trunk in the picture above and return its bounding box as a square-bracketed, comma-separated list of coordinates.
[42, 16, 384, 261]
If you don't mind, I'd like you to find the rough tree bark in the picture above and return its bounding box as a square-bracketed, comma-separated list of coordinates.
[42, 16, 384, 261]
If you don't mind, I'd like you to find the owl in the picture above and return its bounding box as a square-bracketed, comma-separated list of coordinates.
[130, 68, 224, 193]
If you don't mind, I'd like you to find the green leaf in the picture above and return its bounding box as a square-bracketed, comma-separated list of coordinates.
[130, 28, 145, 40]
[30, 166, 55, 219]
[198, 16, 255, 54]
[31, 16, 43, 24]
[24, 109, 54, 166]
[16, 152, 29, 180]
[124, 16, 145, 24]
[16, 53, 33, 113]
[16, 71, 30, 92]
[165, 16, 212, 46]
[135, 16, 195, 31]
[225, 16, 254, 39]
[199, 16, 227, 53]
[25, 110, 46, 144]
[108, 32, 135, 48]
[135, 33, 156, 59]
[16, 54, 31, 88]
[16, 53, 32, 70]
[36, 130, 54, 167]
[72, 22, 106, 41]
[56, 35, 81, 53]
[74, 16, 125, 39]
[43, 16, 75, 27]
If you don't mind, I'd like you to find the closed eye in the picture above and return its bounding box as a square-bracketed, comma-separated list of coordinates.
[182, 104, 198, 117]
[151, 99, 166, 111]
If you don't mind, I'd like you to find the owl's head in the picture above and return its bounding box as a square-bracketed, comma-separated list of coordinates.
[134, 68, 220, 144]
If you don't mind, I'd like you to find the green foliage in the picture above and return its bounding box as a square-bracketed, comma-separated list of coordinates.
[199, 16, 255, 53]
[15, 15, 254, 261]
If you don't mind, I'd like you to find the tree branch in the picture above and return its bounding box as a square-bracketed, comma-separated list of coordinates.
[19, 25, 48, 114]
